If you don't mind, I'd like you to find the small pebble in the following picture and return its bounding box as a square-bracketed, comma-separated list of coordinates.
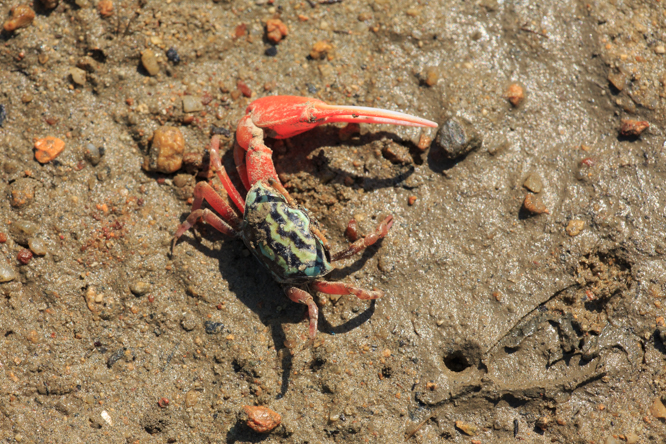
[408, 196, 417, 206]
[565, 220, 585, 236]
[98, 0, 113, 17]
[142, 126, 185, 173]
[0, 104, 6, 128]
[523, 193, 549, 214]
[69, 67, 87, 86]
[3, 5, 35, 32]
[506, 83, 525, 106]
[455, 420, 477, 436]
[655, 45, 665, 55]
[423, 66, 439, 86]
[523, 172, 543, 193]
[649, 397, 666, 419]
[0, 263, 17, 283]
[265, 46, 278, 57]
[182, 96, 204, 113]
[608, 71, 627, 91]
[10, 178, 35, 208]
[434, 118, 481, 159]
[34, 136, 65, 163]
[17, 249, 33, 265]
[130, 281, 151, 296]
[185, 390, 199, 408]
[619, 119, 649, 137]
[0, 233, 6, 243]
[181, 314, 197, 331]
[243, 405, 281, 433]
[85, 144, 102, 165]
[310, 41, 332, 60]
[166, 47, 180, 64]
[141, 49, 160, 76]
[266, 18, 288, 43]
[39, 0, 59, 8]
[28, 238, 48, 256]
[10, 220, 38, 246]
[204, 321, 224, 334]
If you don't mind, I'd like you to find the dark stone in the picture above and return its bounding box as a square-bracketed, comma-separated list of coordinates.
[434, 118, 482, 159]
[204, 321, 224, 334]
[0, 104, 6, 128]
[166, 47, 180, 64]
[265, 46, 278, 57]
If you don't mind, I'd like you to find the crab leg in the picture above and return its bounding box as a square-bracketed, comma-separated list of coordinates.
[311, 281, 383, 300]
[332, 215, 393, 262]
[233, 142, 251, 191]
[171, 181, 242, 251]
[209, 135, 246, 213]
[285, 286, 319, 339]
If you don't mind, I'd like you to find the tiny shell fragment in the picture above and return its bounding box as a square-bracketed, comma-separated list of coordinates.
[243, 405, 281, 433]
[565, 220, 585, 237]
[34, 136, 65, 163]
[505, 83, 524, 106]
[523, 193, 548, 215]
[619, 119, 649, 137]
[3, 5, 35, 32]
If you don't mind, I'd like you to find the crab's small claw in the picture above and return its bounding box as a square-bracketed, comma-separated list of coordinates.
[238, 95, 437, 146]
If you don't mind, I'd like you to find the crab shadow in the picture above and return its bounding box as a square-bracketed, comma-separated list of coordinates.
[174, 229, 383, 398]
[263, 125, 425, 190]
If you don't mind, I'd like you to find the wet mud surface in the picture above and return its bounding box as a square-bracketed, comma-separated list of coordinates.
[1, 0, 666, 443]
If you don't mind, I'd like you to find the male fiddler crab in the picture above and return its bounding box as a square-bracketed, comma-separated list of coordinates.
[172, 95, 437, 339]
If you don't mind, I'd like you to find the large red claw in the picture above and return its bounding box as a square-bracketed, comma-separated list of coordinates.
[244, 95, 437, 140]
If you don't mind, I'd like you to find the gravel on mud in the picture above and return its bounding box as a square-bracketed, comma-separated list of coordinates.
[1, 1, 666, 443]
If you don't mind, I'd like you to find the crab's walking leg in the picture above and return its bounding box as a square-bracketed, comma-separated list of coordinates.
[172, 181, 241, 252]
[209, 135, 246, 213]
[311, 281, 384, 300]
[332, 215, 393, 262]
[233, 142, 251, 191]
[285, 287, 319, 339]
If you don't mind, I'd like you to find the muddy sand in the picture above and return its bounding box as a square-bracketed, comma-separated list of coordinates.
[1, 0, 666, 443]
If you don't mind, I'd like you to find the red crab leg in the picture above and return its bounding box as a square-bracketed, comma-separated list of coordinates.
[311, 281, 384, 300]
[171, 181, 242, 251]
[332, 215, 394, 262]
[285, 286, 319, 339]
[209, 135, 245, 213]
[233, 142, 251, 191]
[172, 209, 238, 252]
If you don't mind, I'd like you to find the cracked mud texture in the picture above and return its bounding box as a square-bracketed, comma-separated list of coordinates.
[1, 0, 666, 443]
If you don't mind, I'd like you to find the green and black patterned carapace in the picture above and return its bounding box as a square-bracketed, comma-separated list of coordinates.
[242, 182, 333, 284]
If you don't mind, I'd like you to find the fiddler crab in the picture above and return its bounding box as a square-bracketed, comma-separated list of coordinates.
[172, 95, 437, 339]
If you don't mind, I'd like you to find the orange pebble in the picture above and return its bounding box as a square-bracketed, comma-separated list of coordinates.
[408, 195, 417, 206]
[3, 5, 35, 32]
[34, 137, 65, 163]
[98, 0, 114, 18]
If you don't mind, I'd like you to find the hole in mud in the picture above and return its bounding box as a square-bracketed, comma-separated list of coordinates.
[443, 350, 471, 372]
